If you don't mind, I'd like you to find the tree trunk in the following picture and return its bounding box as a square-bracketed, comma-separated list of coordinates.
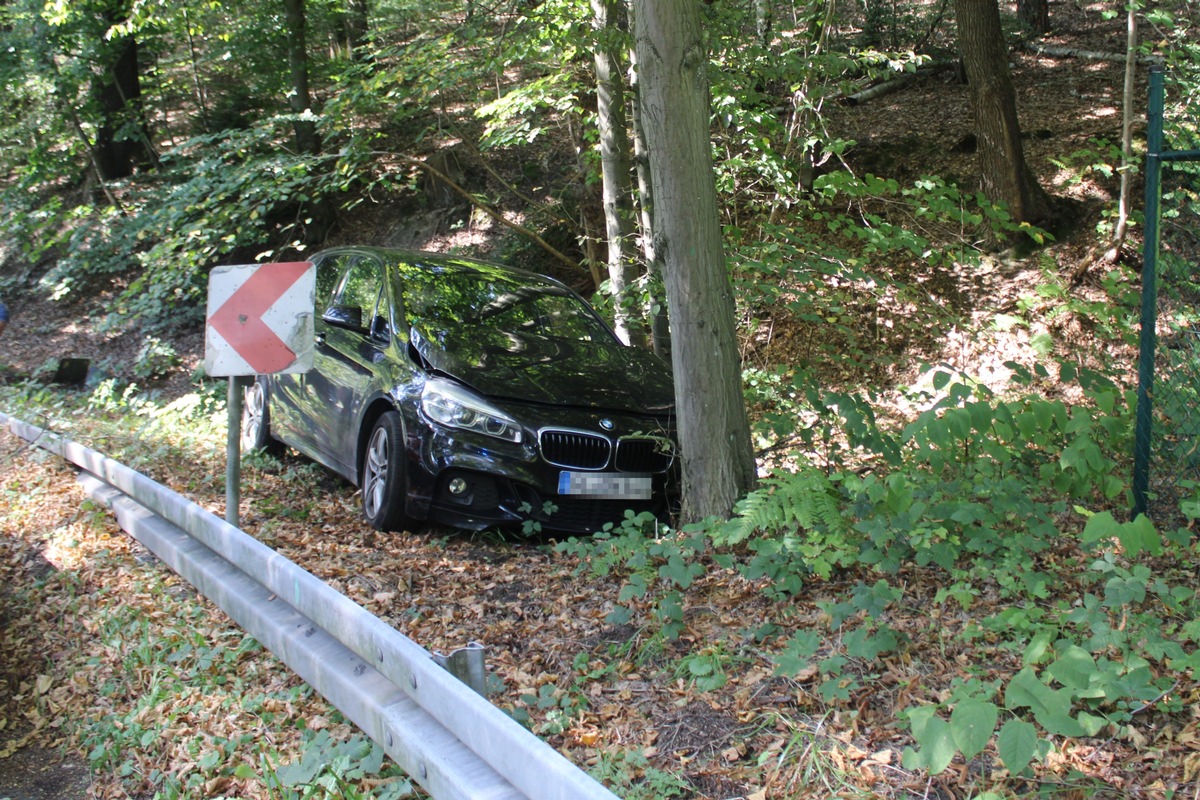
[629, 42, 671, 359]
[631, 0, 757, 522]
[591, 0, 646, 348]
[283, 0, 320, 155]
[1114, 3, 1137, 246]
[955, 0, 1051, 226]
[343, 0, 369, 59]
[755, 0, 773, 45]
[92, 35, 140, 179]
[1017, 0, 1049, 35]
[92, 2, 154, 180]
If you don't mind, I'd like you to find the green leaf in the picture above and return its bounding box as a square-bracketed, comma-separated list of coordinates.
[1030, 332, 1055, 357]
[1046, 646, 1101, 695]
[997, 719, 1039, 774]
[950, 700, 998, 760]
[1104, 574, 1147, 608]
[1081, 511, 1119, 545]
[773, 630, 820, 677]
[618, 573, 647, 602]
[233, 763, 258, 779]
[1004, 668, 1086, 737]
[903, 712, 956, 775]
[658, 555, 699, 589]
[1118, 514, 1160, 557]
[1022, 631, 1054, 666]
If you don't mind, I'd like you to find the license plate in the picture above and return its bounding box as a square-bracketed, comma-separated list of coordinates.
[558, 471, 652, 500]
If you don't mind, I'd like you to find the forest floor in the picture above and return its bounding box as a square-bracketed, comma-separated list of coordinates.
[0, 4, 1190, 800]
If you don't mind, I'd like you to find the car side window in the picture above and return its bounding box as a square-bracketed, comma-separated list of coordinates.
[336, 257, 384, 335]
[314, 256, 344, 315]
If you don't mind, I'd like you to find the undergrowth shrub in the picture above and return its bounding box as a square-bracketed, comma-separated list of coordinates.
[558, 350, 1200, 782]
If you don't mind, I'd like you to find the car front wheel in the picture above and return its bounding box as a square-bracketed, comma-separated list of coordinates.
[361, 411, 412, 532]
[241, 377, 280, 454]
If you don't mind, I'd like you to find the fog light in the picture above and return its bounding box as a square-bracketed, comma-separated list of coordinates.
[448, 477, 469, 496]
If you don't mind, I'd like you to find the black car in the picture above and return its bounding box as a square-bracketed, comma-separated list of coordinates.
[241, 247, 679, 534]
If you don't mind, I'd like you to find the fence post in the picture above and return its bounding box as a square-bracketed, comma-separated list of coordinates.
[1132, 65, 1165, 518]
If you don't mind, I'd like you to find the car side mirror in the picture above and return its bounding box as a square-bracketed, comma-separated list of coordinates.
[323, 304, 363, 330]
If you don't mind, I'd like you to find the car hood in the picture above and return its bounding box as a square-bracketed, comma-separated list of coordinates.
[411, 325, 675, 414]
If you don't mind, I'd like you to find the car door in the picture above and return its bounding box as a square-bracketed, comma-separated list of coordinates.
[302, 252, 392, 480]
[268, 252, 348, 453]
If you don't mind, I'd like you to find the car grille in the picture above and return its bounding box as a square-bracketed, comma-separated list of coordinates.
[615, 436, 675, 474]
[539, 430, 611, 470]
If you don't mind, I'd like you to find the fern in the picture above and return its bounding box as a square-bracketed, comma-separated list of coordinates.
[715, 467, 849, 546]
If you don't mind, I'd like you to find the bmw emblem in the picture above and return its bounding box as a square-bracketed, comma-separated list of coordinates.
[599, 418, 615, 431]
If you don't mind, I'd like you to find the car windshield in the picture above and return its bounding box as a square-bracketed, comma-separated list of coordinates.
[399, 261, 614, 343]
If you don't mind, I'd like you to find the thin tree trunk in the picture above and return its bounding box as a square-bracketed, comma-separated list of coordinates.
[592, 0, 646, 347]
[755, 0, 773, 45]
[183, 6, 211, 131]
[344, 0, 370, 59]
[283, 0, 320, 155]
[955, 0, 1051, 226]
[629, 41, 671, 359]
[632, 0, 757, 522]
[1113, 2, 1137, 246]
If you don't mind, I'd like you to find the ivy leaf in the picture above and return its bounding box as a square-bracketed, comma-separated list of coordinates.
[950, 699, 998, 760]
[997, 719, 1039, 774]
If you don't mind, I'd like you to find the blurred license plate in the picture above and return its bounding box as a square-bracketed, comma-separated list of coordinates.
[558, 472, 652, 500]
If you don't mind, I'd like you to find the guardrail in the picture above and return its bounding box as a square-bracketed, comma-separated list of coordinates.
[1, 412, 620, 800]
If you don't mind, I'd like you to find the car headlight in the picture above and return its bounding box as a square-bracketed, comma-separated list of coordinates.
[421, 379, 523, 444]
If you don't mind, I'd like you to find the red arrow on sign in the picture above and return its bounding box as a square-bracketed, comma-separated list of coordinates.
[208, 261, 312, 374]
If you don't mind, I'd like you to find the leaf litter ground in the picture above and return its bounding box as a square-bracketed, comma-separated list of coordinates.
[4, 400, 1200, 798]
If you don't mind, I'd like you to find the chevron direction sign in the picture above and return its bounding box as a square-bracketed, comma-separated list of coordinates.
[204, 262, 315, 377]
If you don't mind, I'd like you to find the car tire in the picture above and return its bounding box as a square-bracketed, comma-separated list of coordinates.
[241, 377, 281, 454]
[361, 411, 413, 532]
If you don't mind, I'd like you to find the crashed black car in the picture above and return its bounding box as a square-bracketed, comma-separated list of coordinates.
[241, 247, 678, 534]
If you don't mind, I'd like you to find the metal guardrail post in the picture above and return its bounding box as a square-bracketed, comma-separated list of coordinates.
[1, 413, 621, 800]
[433, 642, 490, 698]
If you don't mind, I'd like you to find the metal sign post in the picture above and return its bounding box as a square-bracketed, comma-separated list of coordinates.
[204, 262, 315, 525]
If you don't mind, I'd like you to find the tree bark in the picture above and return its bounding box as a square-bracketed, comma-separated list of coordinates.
[283, 0, 320, 155]
[92, 35, 141, 179]
[628, 40, 671, 359]
[754, 0, 773, 45]
[955, 0, 1051, 226]
[343, 0, 370, 59]
[591, 0, 646, 347]
[1114, 3, 1137, 246]
[632, 0, 756, 522]
[1017, 0, 1049, 35]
